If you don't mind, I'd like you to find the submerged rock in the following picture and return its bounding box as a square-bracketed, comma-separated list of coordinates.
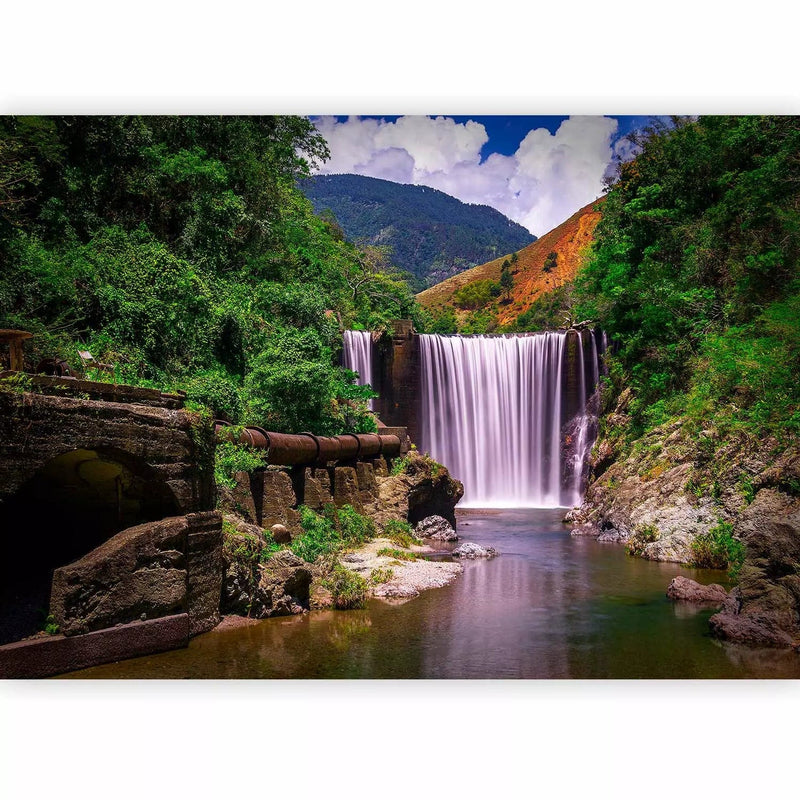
[452, 542, 498, 559]
[666, 576, 728, 605]
[596, 529, 629, 543]
[415, 515, 458, 541]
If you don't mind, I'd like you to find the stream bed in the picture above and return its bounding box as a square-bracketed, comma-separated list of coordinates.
[64, 509, 800, 679]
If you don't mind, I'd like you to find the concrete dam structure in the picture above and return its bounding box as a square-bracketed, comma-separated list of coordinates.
[343, 322, 607, 507]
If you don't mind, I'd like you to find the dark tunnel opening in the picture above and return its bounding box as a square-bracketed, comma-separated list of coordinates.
[0, 448, 178, 645]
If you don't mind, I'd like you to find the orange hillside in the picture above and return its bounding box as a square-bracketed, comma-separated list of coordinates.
[417, 198, 603, 327]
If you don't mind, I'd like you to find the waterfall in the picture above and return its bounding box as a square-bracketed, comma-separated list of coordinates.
[342, 330, 375, 409]
[419, 331, 603, 508]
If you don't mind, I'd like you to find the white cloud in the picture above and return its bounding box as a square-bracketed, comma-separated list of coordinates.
[312, 115, 619, 236]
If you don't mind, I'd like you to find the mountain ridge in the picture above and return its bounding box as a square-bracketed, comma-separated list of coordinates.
[300, 173, 535, 288]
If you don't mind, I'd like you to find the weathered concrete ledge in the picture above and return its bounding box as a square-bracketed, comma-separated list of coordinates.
[0, 614, 189, 679]
[0, 370, 185, 409]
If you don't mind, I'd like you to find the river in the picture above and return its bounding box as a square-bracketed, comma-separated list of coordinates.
[62, 509, 800, 679]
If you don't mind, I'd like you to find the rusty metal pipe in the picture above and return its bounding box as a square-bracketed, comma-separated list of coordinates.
[214, 422, 401, 465]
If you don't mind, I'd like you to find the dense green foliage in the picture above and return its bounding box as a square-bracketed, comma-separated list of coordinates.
[0, 116, 426, 433]
[503, 284, 572, 332]
[690, 521, 746, 578]
[291, 503, 376, 563]
[452, 278, 501, 310]
[213, 441, 268, 490]
[575, 116, 800, 440]
[383, 519, 420, 548]
[300, 174, 534, 288]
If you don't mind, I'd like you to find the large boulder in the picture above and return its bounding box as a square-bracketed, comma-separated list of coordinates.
[405, 453, 464, 528]
[221, 515, 310, 619]
[220, 515, 268, 615]
[709, 489, 800, 648]
[641, 532, 695, 564]
[452, 542, 498, 559]
[414, 515, 458, 541]
[666, 576, 728, 605]
[364, 450, 463, 530]
[51, 516, 189, 636]
[270, 524, 292, 544]
[251, 551, 312, 618]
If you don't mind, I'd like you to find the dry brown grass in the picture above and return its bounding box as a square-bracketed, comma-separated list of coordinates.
[417, 199, 604, 328]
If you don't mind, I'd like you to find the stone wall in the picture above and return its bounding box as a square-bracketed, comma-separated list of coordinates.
[221, 450, 463, 534]
[0, 385, 222, 674]
[0, 390, 214, 512]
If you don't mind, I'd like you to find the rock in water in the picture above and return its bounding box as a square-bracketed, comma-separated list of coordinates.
[451, 542, 497, 559]
[415, 515, 458, 541]
[666, 576, 728, 605]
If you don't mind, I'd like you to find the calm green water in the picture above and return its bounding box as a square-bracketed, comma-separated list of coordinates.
[64, 509, 800, 679]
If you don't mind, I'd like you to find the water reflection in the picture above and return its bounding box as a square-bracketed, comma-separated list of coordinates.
[64, 509, 800, 679]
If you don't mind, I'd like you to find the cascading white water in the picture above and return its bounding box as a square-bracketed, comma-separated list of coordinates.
[419, 331, 603, 508]
[342, 330, 374, 409]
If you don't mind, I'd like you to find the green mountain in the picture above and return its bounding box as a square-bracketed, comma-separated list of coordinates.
[299, 174, 535, 288]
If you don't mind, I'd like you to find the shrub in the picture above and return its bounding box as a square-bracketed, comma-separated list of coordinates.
[738, 474, 756, 505]
[214, 440, 268, 490]
[691, 521, 746, 578]
[291, 505, 340, 562]
[185, 370, 243, 422]
[452, 279, 501, 310]
[0, 372, 32, 394]
[322, 563, 368, 609]
[42, 614, 60, 635]
[336, 503, 376, 545]
[391, 456, 410, 476]
[368, 567, 395, 585]
[383, 519, 419, 548]
[291, 503, 375, 563]
[376, 547, 417, 561]
[391, 452, 444, 478]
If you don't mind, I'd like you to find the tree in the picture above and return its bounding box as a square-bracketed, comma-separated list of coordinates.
[500, 260, 513, 301]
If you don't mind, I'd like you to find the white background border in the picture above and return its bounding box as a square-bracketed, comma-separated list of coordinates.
[2, 2, 798, 796]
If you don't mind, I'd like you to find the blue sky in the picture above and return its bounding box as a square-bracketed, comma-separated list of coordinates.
[312, 115, 650, 235]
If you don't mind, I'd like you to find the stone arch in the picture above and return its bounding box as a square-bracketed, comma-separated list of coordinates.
[0, 447, 180, 645]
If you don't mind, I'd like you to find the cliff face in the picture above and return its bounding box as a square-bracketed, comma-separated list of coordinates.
[572, 389, 800, 649]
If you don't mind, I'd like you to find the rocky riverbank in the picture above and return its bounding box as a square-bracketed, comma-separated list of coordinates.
[217, 449, 466, 622]
[570, 387, 800, 649]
